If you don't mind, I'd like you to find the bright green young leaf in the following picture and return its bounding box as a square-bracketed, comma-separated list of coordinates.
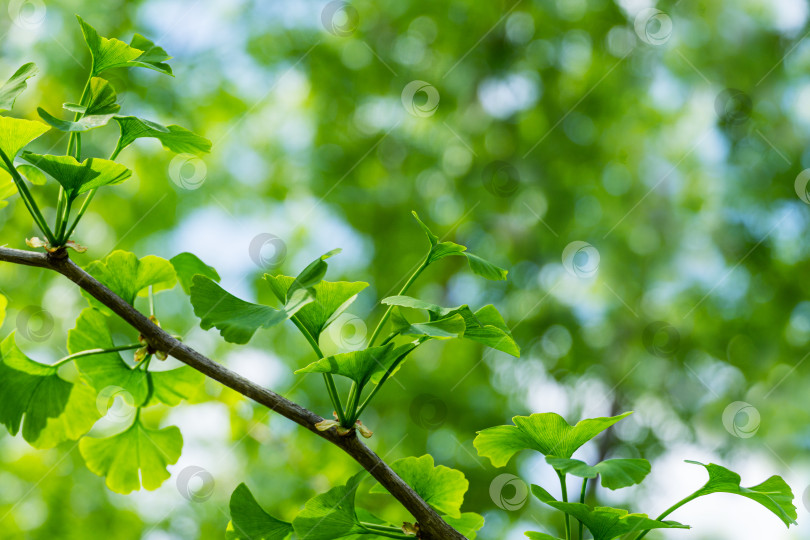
[682, 461, 797, 527]
[443, 513, 485, 539]
[0, 117, 50, 172]
[474, 412, 632, 467]
[79, 417, 182, 494]
[545, 457, 651, 490]
[21, 152, 131, 202]
[0, 63, 38, 111]
[264, 274, 367, 339]
[412, 211, 507, 280]
[390, 307, 466, 339]
[113, 116, 211, 156]
[530, 492, 689, 540]
[82, 251, 177, 312]
[37, 107, 116, 133]
[382, 296, 520, 356]
[0, 294, 6, 326]
[77, 16, 173, 76]
[296, 343, 408, 390]
[292, 472, 367, 539]
[190, 276, 312, 344]
[170, 252, 221, 295]
[146, 367, 205, 407]
[370, 455, 469, 518]
[226, 483, 293, 540]
[68, 308, 149, 405]
[0, 333, 100, 449]
[525, 533, 564, 540]
[285, 248, 342, 299]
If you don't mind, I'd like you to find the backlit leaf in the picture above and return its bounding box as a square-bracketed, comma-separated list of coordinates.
[113, 116, 211, 156]
[475, 412, 632, 467]
[79, 417, 182, 494]
[226, 483, 293, 540]
[77, 16, 173, 76]
[170, 252, 220, 295]
[296, 343, 410, 390]
[0, 117, 50, 172]
[82, 251, 177, 312]
[37, 106, 115, 133]
[292, 472, 366, 539]
[443, 513, 485, 539]
[21, 152, 131, 201]
[545, 457, 651, 490]
[390, 307, 466, 339]
[0, 63, 38, 111]
[146, 367, 205, 407]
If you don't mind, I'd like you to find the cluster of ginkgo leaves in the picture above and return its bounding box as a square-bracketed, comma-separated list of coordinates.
[473, 411, 797, 540]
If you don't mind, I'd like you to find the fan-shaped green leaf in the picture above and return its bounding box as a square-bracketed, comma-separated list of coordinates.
[21, 152, 131, 202]
[0, 117, 50, 172]
[82, 251, 177, 312]
[264, 274, 367, 339]
[113, 116, 211, 156]
[170, 252, 220, 295]
[530, 488, 689, 540]
[146, 367, 205, 407]
[0, 333, 100, 448]
[444, 513, 485, 539]
[79, 417, 182, 494]
[37, 107, 115, 133]
[292, 472, 366, 539]
[390, 307, 466, 339]
[296, 343, 411, 390]
[190, 276, 312, 344]
[683, 461, 797, 527]
[370, 455, 469, 518]
[0, 63, 38, 111]
[77, 16, 173, 76]
[0, 294, 6, 326]
[475, 412, 632, 467]
[545, 457, 651, 490]
[226, 483, 293, 540]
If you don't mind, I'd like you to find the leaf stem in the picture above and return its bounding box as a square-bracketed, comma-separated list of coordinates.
[557, 470, 571, 540]
[0, 148, 57, 244]
[290, 316, 346, 425]
[359, 522, 410, 538]
[54, 343, 143, 366]
[632, 494, 698, 540]
[353, 341, 421, 420]
[368, 255, 430, 347]
[578, 477, 587, 540]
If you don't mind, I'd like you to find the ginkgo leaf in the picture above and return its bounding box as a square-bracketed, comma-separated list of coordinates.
[82, 251, 177, 312]
[113, 116, 211, 156]
[21, 152, 131, 202]
[0, 294, 6, 326]
[443, 513, 485, 539]
[79, 417, 183, 494]
[265, 274, 368, 339]
[0, 63, 38, 111]
[37, 107, 116, 132]
[77, 16, 173, 76]
[382, 296, 520, 356]
[0, 333, 100, 449]
[474, 412, 633, 467]
[370, 455, 469, 518]
[287, 248, 341, 299]
[296, 343, 409, 390]
[0, 117, 50, 172]
[525, 533, 564, 540]
[68, 308, 149, 405]
[226, 483, 293, 540]
[390, 307, 466, 339]
[170, 252, 220, 295]
[682, 461, 797, 527]
[545, 457, 651, 490]
[190, 276, 312, 344]
[146, 367, 205, 407]
[531, 488, 689, 540]
[411, 211, 507, 280]
[292, 472, 367, 540]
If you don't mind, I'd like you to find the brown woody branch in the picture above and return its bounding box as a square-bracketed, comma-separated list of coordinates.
[0, 246, 466, 540]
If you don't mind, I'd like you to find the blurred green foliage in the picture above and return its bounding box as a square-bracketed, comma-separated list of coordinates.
[1, 0, 809, 538]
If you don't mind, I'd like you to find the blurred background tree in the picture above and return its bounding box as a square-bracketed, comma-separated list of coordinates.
[0, 0, 808, 538]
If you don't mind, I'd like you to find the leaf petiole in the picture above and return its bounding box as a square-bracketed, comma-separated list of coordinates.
[632, 494, 699, 540]
[557, 470, 571, 540]
[0, 148, 57, 244]
[53, 343, 143, 367]
[368, 254, 430, 347]
[359, 522, 411, 538]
